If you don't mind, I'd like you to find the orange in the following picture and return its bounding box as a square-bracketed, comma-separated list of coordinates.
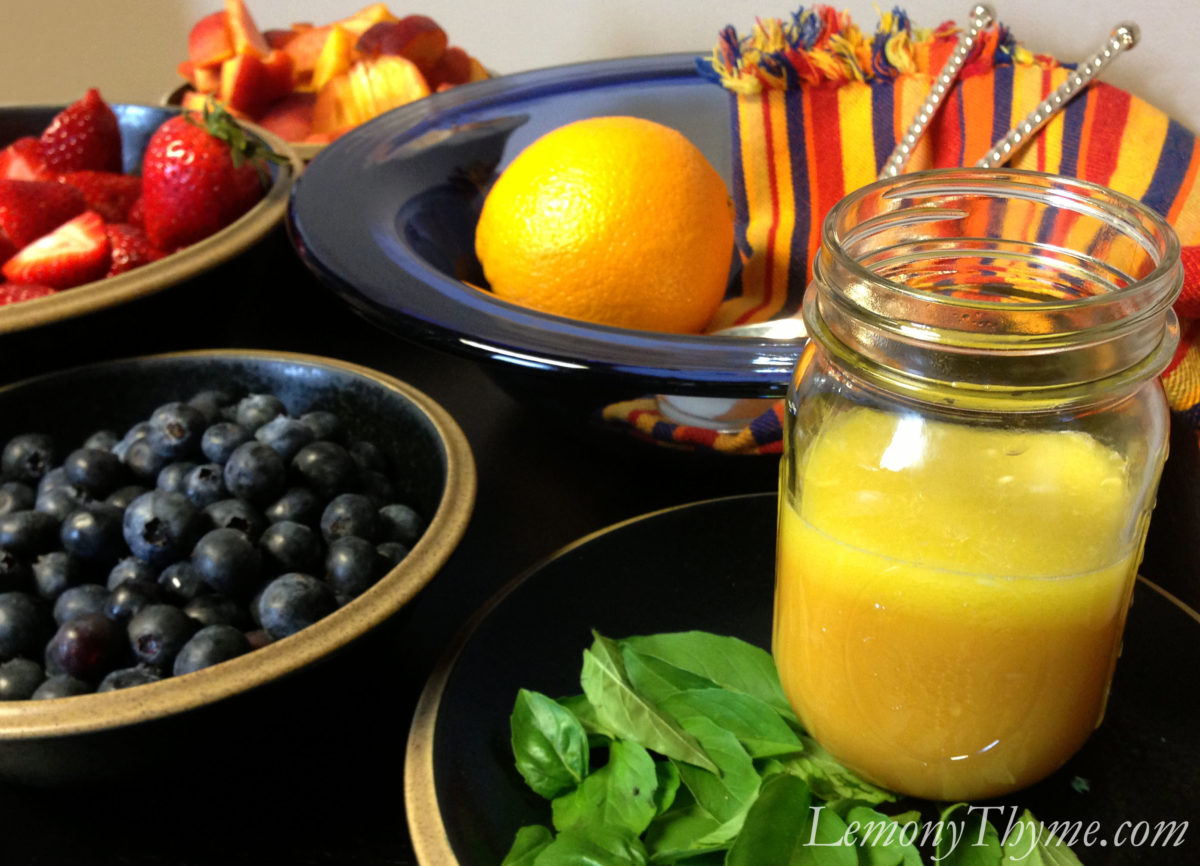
[474, 116, 734, 333]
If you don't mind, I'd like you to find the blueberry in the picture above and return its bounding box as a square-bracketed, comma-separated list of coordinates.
[107, 556, 158, 590]
[320, 493, 377, 542]
[377, 503, 425, 546]
[31, 673, 92, 699]
[173, 624, 252, 675]
[187, 390, 235, 424]
[291, 441, 355, 498]
[355, 471, 397, 508]
[204, 498, 267, 541]
[200, 422, 251, 464]
[376, 541, 410, 570]
[259, 521, 322, 574]
[105, 579, 161, 623]
[47, 613, 124, 681]
[298, 411, 343, 442]
[97, 665, 162, 692]
[83, 429, 119, 452]
[35, 486, 86, 522]
[191, 528, 262, 597]
[182, 594, 249, 630]
[257, 573, 336, 640]
[254, 415, 314, 462]
[32, 551, 85, 599]
[53, 584, 110, 625]
[2, 433, 55, 482]
[122, 491, 203, 567]
[122, 437, 170, 481]
[0, 481, 35, 515]
[0, 550, 31, 593]
[347, 440, 388, 474]
[0, 658, 43, 700]
[127, 604, 197, 670]
[0, 510, 60, 554]
[146, 402, 207, 459]
[156, 461, 197, 494]
[157, 561, 208, 603]
[183, 463, 226, 508]
[224, 442, 286, 504]
[264, 487, 323, 526]
[60, 504, 125, 562]
[105, 484, 148, 510]
[324, 536, 382, 600]
[0, 591, 52, 659]
[113, 420, 151, 455]
[235, 394, 286, 431]
[63, 447, 125, 496]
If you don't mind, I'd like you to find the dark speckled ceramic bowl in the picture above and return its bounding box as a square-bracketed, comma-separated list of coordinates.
[0, 104, 303, 335]
[0, 350, 474, 786]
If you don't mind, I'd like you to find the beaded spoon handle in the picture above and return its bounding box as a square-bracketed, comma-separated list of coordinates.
[977, 23, 1140, 167]
[879, 4, 996, 178]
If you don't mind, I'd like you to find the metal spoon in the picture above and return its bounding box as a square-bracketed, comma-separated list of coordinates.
[657, 19, 1141, 430]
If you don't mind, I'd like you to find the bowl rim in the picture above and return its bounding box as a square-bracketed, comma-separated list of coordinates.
[0, 348, 476, 738]
[0, 104, 305, 336]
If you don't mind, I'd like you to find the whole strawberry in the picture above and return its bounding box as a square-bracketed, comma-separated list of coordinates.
[40, 88, 122, 174]
[141, 101, 278, 251]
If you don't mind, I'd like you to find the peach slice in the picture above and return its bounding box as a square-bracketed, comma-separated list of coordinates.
[224, 0, 270, 57]
[336, 2, 399, 37]
[312, 54, 430, 134]
[282, 24, 333, 87]
[188, 11, 234, 68]
[255, 92, 317, 142]
[219, 49, 294, 118]
[356, 16, 447, 78]
[310, 24, 355, 93]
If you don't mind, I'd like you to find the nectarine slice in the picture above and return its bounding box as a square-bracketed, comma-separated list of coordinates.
[188, 11, 235, 67]
[224, 0, 270, 57]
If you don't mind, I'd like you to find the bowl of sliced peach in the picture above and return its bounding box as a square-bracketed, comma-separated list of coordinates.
[170, 0, 490, 159]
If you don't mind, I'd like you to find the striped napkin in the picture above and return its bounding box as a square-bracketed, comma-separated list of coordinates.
[602, 6, 1200, 454]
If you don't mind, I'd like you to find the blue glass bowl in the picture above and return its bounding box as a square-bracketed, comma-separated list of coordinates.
[287, 54, 804, 408]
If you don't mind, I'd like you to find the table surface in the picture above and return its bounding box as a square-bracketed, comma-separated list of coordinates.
[0, 228, 1194, 865]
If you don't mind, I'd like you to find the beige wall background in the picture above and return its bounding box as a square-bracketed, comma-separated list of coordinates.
[2, 0, 1197, 132]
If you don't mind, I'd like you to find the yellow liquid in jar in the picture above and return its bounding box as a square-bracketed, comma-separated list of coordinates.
[774, 407, 1139, 800]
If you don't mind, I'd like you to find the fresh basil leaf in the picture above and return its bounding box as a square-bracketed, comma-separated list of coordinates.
[511, 689, 591, 799]
[552, 740, 660, 837]
[644, 802, 727, 863]
[622, 631, 797, 722]
[558, 693, 616, 743]
[725, 773, 856, 866]
[1000, 810, 1084, 865]
[653, 760, 681, 816]
[580, 633, 718, 774]
[622, 646, 719, 705]
[843, 805, 923, 866]
[532, 824, 649, 866]
[673, 715, 762, 825]
[777, 734, 897, 805]
[502, 825, 555, 866]
[935, 803, 1002, 866]
[660, 688, 804, 758]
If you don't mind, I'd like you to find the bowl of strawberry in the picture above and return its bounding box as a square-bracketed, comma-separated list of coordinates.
[0, 88, 303, 334]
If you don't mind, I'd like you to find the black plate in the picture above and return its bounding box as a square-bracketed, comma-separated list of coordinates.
[406, 492, 1200, 865]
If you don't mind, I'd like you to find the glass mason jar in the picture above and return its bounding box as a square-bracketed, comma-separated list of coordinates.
[774, 169, 1182, 801]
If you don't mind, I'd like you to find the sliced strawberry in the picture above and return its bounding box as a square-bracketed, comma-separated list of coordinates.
[0, 282, 58, 306]
[40, 88, 123, 174]
[0, 137, 51, 181]
[2, 211, 111, 289]
[0, 179, 88, 248]
[57, 171, 142, 223]
[105, 223, 166, 276]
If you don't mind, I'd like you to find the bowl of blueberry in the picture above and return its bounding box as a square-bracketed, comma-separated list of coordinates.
[0, 349, 474, 785]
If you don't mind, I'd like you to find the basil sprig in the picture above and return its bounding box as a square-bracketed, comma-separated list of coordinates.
[504, 630, 1083, 865]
